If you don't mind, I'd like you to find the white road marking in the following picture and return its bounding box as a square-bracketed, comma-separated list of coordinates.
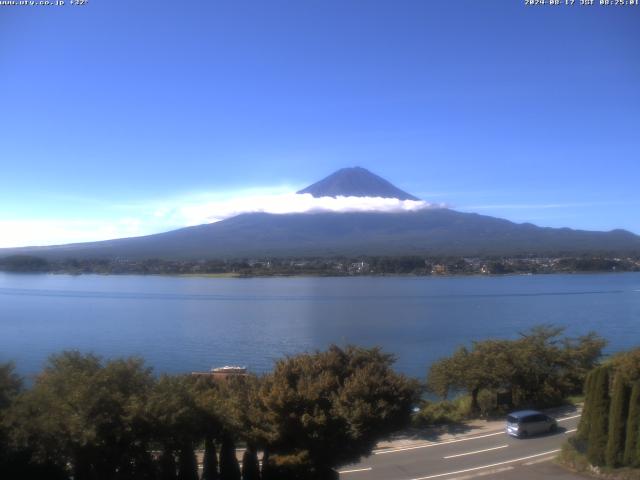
[449, 466, 514, 480]
[564, 428, 578, 434]
[375, 411, 580, 456]
[375, 432, 504, 455]
[558, 414, 581, 422]
[339, 467, 373, 474]
[523, 456, 556, 466]
[443, 444, 508, 459]
[409, 449, 561, 480]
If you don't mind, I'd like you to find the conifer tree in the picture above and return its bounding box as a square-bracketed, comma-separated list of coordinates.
[202, 437, 219, 480]
[159, 450, 178, 480]
[261, 450, 275, 480]
[623, 383, 640, 467]
[606, 373, 630, 467]
[587, 366, 611, 466]
[241, 445, 260, 480]
[577, 368, 596, 441]
[177, 443, 199, 480]
[220, 435, 241, 480]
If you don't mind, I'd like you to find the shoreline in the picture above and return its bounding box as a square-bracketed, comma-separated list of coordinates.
[1, 270, 638, 279]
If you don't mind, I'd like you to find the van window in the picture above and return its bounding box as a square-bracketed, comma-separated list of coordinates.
[507, 415, 519, 423]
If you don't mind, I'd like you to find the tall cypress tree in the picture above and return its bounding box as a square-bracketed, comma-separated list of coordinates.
[241, 445, 260, 480]
[624, 383, 640, 467]
[606, 374, 630, 467]
[261, 450, 275, 480]
[202, 437, 219, 480]
[578, 369, 597, 442]
[587, 366, 611, 466]
[159, 450, 178, 480]
[177, 443, 199, 480]
[220, 435, 241, 480]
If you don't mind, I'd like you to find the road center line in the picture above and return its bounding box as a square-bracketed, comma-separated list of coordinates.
[409, 449, 561, 480]
[443, 444, 508, 459]
[339, 467, 373, 474]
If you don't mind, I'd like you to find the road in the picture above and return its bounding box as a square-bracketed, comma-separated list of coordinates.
[339, 413, 584, 480]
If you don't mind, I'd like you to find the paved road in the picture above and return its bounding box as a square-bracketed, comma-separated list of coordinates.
[339, 413, 585, 480]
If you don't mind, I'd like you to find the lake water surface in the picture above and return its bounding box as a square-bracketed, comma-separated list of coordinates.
[1, 272, 639, 379]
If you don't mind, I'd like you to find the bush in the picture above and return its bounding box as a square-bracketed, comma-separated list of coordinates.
[412, 399, 467, 427]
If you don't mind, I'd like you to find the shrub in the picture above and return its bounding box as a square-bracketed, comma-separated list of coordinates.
[412, 400, 467, 427]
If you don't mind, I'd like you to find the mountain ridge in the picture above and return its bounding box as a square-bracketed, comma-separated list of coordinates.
[2, 168, 638, 259]
[2, 209, 639, 260]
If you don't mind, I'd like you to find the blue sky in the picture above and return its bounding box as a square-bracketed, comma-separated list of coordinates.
[1, 0, 639, 247]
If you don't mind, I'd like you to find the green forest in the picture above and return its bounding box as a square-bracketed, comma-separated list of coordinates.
[0, 346, 418, 480]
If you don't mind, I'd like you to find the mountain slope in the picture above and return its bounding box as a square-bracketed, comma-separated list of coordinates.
[3, 209, 639, 260]
[297, 167, 419, 200]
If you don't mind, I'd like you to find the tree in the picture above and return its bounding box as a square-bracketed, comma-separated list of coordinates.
[241, 445, 260, 480]
[219, 434, 241, 480]
[427, 342, 513, 414]
[427, 326, 606, 413]
[146, 375, 203, 480]
[560, 332, 607, 395]
[6, 352, 154, 480]
[177, 445, 199, 480]
[0, 363, 24, 476]
[623, 383, 640, 467]
[159, 450, 178, 480]
[202, 437, 219, 480]
[606, 373, 630, 467]
[586, 366, 611, 466]
[256, 345, 419, 477]
[577, 368, 597, 442]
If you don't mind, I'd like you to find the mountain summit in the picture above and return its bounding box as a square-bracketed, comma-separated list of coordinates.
[297, 167, 419, 200]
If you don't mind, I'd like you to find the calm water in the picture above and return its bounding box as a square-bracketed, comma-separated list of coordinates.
[1, 272, 639, 380]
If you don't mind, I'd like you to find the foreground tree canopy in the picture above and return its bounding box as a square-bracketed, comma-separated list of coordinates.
[0, 345, 419, 480]
[427, 325, 606, 413]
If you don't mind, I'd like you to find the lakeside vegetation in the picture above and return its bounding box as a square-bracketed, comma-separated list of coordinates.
[416, 326, 605, 424]
[0, 326, 618, 479]
[1, 254, 639, 276]
[0, 346, 418, 480]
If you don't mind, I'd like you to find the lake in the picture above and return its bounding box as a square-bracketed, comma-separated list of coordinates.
[1, 272, 639, 380]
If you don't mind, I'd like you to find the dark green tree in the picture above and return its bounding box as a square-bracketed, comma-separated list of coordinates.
[202, 437, 219, 480]
[241, 445, 260, 480]
[623, 383, 640, 467]
[147, 375, 203, 480]
[428, 326, 605, 414]
[6, 352, 154, 480]
[261, 450, 275, 480]
[219, 435, 241, 480]
[587, 366, 611, 466]
[177, 444, 199, 480]
[159, 450, 178, 480]
[577, 368, 597, 442]
[606, 373, 631, 467]
[256, 345, 419, 477]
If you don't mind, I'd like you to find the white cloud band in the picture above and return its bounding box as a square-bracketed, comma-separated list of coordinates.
[0, 192, 436, 248]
